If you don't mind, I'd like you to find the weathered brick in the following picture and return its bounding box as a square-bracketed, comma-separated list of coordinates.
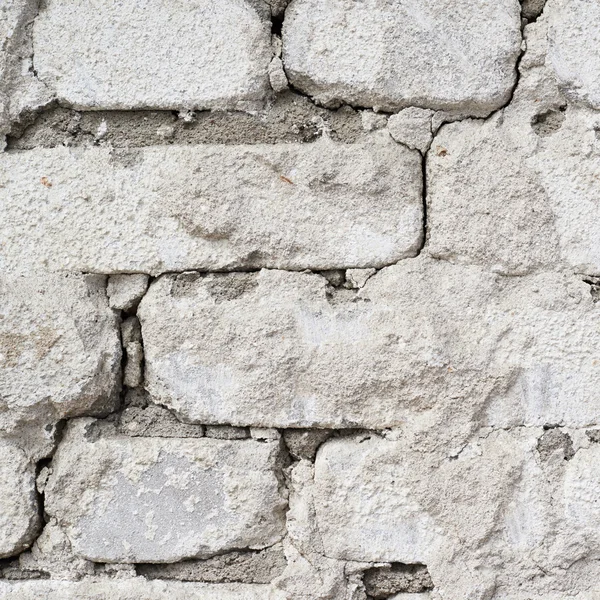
[426, 104, 600, 276]
[427, 11, 600, 277]
[0, 137, 422, 274]
[547, 0, 600, 109]
[44, 420, 287, 563]
[310, 430, 548, 597]
[283, 0, 522, 115]
[139, 258, 600, 431]
[563, 445, 600, 557]
[32, 0, 272, 111]
[0, 274, 121, 433]
[0, 580, 286, 600]
[0, 440, 39, 558]
[0, 0, 51, 145]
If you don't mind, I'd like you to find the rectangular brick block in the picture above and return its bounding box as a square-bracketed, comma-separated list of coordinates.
[44, 420, 287, 563]
[426, 11, 600, 278]
[426, 104, 600, 277]
[0, 137, 422, 274]
[32, 0, 272, 111]
[283, 0, 521, 115]
[0, 580, 286, 600]
[0, 274, 121, 433]
[311, 430, 547, 597]
[139, 258, 600, 430]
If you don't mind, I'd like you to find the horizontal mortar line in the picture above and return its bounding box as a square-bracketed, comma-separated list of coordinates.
[55, 416, 600, 435]
[76, 263, 600, 281]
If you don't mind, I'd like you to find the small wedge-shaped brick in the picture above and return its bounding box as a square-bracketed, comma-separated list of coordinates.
[283, 0, 522, 115]
[0, 0, 52, 145]
[0, 137, 421, 274]
[139, 258, 600, 431]
[0, 580, 286, 600]
[0, 440, 39, 558]
[564, 445, 600, 558]
[0, 274, 121, 433]
[32, 0, 272, 110]
[44, 420, 287, 563]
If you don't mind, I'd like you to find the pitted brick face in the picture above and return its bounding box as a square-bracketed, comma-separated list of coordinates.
[282, 0, 522, 115]
[43, 420, 287, 563]
[32, 0, 273, 111]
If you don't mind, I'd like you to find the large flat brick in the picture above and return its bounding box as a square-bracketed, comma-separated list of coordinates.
[139, 258, 600, 431]
[427, 11, 600, 277]
[283, 0, 521, 115]
[0, 580, 285, 600]
[44, 420, 287, 563]
[0, 274, 121, 433]
[426, 103, 600, 276]
[310, 431, 549, 598]
[564, 445, 600, 558]
[0, 439, 39, 558]
[0, 137, 422, 274]
[32, 0, 272, 110]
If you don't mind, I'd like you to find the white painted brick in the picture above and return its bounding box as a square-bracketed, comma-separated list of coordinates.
[427, 104, 600, 276]
[564, 445, 600, 558]
[32, 0, 272, 110]
[0, 580, 286, 600]
[0, 274, 121, 433]
[44, 420, 287, 563]
[427, 11, 600, 277]
[138, 258, 600, 431]
[283, 0, 522, 115]
[547, 0, 600, 109]
[0, 439, 39, 558]
[0, 137, 422, 275]
[311, 430, 549, 598]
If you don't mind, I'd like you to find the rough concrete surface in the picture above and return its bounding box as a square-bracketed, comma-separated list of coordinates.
[0, 0, 52, 147]
[107, 274, 149, 312]
[6, 93, 368, 149]
[0, 135, 422, 274]
[283, 0, 522, 115]
[547, 0, 600, 109]
[44, 420, 287, 563]
[137, 544, 287, 583]
[0, 580, 286, 599]
[303, 429, 600, 598]
[32, 0, 272, 111]
[427, 9, 600, 276]
[0, 440, 39, 558]
[362, 564, 434, 597]
[387, 108, 434, 153]
[140, 260, 600, 432]
[121, 317, 143, 389]
[2, 0, 600, 598]
[118, 405, 205, 439]
[0, 274, 121, 436]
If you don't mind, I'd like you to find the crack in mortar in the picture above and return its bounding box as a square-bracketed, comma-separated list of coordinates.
[521, 0, 548, 23]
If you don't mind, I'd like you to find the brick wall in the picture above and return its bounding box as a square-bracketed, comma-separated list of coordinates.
[1, 0, 600, 598]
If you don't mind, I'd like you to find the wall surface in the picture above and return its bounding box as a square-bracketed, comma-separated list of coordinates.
[1, 0, 599, 598]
